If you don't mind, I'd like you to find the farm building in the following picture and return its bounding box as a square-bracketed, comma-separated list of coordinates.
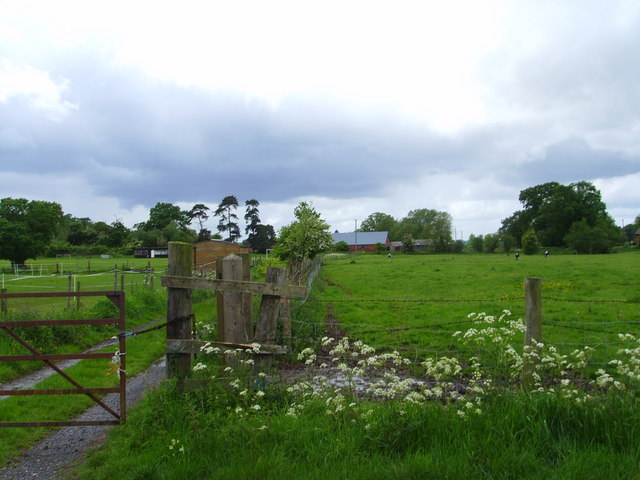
[636, 228, 640, 245]
[389, 239, 432, 252]
[134, 247, 168, 258]
[332, 231, 390, 252]
[193, 239, 250, 274]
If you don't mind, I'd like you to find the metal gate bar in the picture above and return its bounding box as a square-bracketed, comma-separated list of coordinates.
[0, 290, 126, 427]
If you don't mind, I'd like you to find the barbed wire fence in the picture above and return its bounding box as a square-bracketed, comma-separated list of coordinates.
[285, 283, 640, 372]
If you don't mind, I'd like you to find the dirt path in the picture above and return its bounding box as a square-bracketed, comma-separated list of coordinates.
[0, 358, 166, 480]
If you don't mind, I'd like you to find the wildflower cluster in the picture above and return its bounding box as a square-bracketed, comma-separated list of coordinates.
[190, 342, 267, 420]
[187, 311, 640, 430]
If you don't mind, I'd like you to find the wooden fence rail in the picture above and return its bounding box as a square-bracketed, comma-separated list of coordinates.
[161, 242, 307, 379]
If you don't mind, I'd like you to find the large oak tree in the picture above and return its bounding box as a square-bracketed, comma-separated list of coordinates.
[499, 181, 621, 250]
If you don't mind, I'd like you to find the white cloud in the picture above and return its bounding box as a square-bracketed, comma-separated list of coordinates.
[0, 59, 77, 119]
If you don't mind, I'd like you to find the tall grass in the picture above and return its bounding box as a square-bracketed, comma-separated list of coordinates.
[77, 362, 640, 480]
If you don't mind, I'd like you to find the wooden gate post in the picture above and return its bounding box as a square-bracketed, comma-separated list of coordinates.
[166, 242, 194, 379]
[219, 254, 248, 343]
[240, 253, 253, 340]
[254, 267, 286, 344]
[521, 277, 542, 390]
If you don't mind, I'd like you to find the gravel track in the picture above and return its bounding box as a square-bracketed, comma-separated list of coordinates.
[0, 358, 166, 480]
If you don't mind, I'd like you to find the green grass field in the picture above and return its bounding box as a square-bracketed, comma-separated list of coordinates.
[294, 251, 640, 366]
[2, 251, 639, 478]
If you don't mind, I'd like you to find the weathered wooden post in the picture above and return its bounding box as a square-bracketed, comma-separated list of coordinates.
[521, 277, 542, 390]
[280, 298, 292, 350]
[166, 242, 194, 379]
[220, 254, 248, 343]
[240, 253, 253, 340]
[1, 288, 7, 314]
[216, 256, 224, 341]
[254, 267, 287, 344]
[67, 275, 72, 309]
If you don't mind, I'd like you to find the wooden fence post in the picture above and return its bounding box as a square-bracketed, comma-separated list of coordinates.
[1, 288, 7, 314]
[67, 275, 72, 309]
[166, 242, 194, 379]
[220, 254, 248, 343]
[280, 298, 292, 350]
[216, 256, 224, 342]
[254, 267, 286, 344]
[240, 253, 253, 340]
[521, 277, 542, 390]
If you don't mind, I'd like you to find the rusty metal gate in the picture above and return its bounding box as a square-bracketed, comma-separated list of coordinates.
[0, 290, 126, 427]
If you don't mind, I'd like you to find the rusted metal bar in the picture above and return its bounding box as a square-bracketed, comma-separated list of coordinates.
[1, 325, 122, 421]
[0, 387, 120, 396]
[0, 318, 118, 327]
[0, 352, 114, 362]
[1, 420, 120, 428]
[0, 290, 122, 299]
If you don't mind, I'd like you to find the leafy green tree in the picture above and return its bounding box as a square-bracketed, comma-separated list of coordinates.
[468, 234, 484, 253]
[483, 233, 499, 253]
[499, 232, 516, 252]
[138, 202, 189, 231]
[104, 220, 130, 248]
[334, 241, 350, 252]
[622, 223, 636, 243]
[244, 199, 261, 237]
[359, 212, 397, 233]
[0, 198, 63, 266]
[214, 195, 240, 242]
[401, 234, 415, 253]
[500, 181, 613, 248]
[273, 202, 333, 262]
[248, 224, 275, 253]
[521, 229, 540, 255]
[564, 218, 623, 254]
[392, 209, 452, 251]
[187, 203, 210, 239]
[65, 217, 95, 245]
[197, 228, 212, 242]
[422, 211, 453, 252]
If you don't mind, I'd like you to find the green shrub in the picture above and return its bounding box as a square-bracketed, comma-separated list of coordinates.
[521, 229, 540, 255]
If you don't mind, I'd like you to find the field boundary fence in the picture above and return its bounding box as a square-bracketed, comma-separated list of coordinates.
[287, 276, 639, 379]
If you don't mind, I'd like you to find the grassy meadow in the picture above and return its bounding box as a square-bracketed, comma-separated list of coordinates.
[296, 251, 640, 366]
[72, 250, 640, 479]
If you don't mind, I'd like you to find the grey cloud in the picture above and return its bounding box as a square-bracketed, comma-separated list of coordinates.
[2, 55, 482, 209]
[514, 137, 640, 184]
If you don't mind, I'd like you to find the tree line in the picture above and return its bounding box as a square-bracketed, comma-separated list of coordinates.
[467, 181, 636, 254]
[0, 180, 636, 267]
[0, 195, 276, 266]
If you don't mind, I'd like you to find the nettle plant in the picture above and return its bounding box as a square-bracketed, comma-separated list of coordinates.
[190, 311, 640, 423]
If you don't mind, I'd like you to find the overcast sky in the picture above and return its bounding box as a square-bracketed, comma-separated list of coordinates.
[1, 0, 639, 239]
